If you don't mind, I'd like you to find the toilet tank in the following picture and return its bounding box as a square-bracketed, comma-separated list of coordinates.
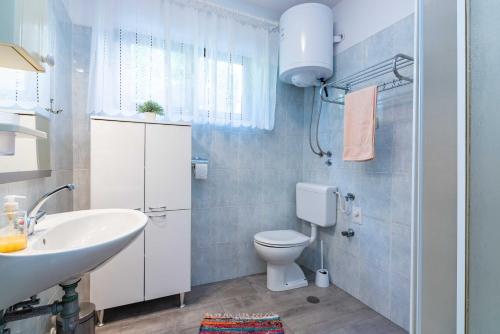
[296, 183, 337, 227]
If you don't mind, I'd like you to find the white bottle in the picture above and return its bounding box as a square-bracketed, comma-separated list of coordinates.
[4, 195, 26, 221]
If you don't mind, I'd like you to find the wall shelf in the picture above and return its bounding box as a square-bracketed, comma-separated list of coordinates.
[320, 53, 414, 105]
[0, 122, 47, 139]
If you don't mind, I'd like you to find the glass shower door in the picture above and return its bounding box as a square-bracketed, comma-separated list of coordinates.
[466, 1, 500, 332]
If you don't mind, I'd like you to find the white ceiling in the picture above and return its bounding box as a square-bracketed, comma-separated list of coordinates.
[244, 0, 342, 18]
[64, 0, 343, 26]
[209, 0, 342, 21]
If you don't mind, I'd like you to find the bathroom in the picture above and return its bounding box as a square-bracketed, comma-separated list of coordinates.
[0, 0, 487, 333]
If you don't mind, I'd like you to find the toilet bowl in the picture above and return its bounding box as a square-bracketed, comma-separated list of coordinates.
[254, 183, 338, 292]
[254, 229, 312, 291]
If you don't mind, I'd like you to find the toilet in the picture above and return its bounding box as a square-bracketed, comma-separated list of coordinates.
[254, 183, 337, 291]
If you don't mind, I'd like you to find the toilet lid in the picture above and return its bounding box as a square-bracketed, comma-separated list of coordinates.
[254, 230, 310, 247]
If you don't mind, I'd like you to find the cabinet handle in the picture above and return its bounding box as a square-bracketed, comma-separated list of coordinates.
[149, 214, 167, 219]
[149, 206, 167, 212]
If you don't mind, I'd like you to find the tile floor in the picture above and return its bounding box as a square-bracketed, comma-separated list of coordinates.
[96, 274, 407, 334]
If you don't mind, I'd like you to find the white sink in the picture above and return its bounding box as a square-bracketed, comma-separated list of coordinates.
[0, 209, 147, 311]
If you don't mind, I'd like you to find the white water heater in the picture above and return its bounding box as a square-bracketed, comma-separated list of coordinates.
[279, 3, 334, 87]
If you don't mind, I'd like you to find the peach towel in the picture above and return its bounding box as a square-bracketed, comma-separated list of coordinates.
[343, 86, 377, 161]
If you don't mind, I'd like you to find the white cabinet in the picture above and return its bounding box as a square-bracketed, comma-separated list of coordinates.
[90, 120, 145, 211]
[90, 233, 145, 310]
[145, 124, 191, 211]
[90, 120, 146, 310]
[0, 0, 49, 72]
[145, 210, 191, 300]
[89, 118, 191, 316]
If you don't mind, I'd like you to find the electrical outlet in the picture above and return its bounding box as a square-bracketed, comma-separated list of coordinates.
[352, 206, 362, 224]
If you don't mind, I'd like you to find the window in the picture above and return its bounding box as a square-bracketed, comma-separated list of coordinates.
[88, 0, 278, 130]
[197, 52, 244, 119]
[0, 67, 50, 110]
[113, 30, 245, 124]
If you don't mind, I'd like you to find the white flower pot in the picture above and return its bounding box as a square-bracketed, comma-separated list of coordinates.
[143, 112, 157, 121]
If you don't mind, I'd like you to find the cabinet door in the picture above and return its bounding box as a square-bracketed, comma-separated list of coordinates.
[145, 124, 191, 211]
[91, 120, 145, 211]
[90, 232, 145, 310]
[90, 119, 145, 310]
[17, 0, 49, 66]
[145, 210, 191, 300]
[0, 0, 48, 72]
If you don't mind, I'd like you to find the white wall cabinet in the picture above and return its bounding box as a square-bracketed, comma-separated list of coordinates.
[89, 118, 191, 321]
[0, 0, 49, 72]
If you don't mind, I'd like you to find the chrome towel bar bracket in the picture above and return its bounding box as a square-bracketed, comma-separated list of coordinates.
[320, 53, 414, 105]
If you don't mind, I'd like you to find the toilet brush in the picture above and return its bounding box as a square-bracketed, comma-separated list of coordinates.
[315, 240, 330, 288]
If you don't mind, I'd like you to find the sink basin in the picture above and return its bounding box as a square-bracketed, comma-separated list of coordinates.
[0, 209, 147, 310]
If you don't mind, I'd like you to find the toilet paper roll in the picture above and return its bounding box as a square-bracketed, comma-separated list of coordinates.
[194, 163, 208, 179]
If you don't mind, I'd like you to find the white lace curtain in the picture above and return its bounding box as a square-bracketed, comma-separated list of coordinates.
[88, 0, 279, 130]
[0, 69, 51, 111]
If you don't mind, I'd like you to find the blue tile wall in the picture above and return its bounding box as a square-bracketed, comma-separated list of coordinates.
[191, 15, 413, 330]
[298, 15, 414, 331]
[191, 81, 304, 285]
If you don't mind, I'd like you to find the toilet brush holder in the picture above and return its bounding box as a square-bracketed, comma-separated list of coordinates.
[315, 240, 330, 287]
[315, 269, 330, 288]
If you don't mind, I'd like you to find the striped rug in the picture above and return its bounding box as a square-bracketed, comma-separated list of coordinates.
[199, 313, 285, 333]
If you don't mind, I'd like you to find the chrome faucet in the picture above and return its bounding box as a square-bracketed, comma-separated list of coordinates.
[27, 184, 76, 235]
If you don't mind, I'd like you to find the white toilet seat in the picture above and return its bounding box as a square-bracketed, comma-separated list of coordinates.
[254, 230, 310, 248]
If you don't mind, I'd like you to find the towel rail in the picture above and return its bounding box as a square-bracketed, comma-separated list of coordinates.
[320, 53, 414, 105]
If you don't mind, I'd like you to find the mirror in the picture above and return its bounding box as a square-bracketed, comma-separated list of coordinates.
[0, 110, 51, 183]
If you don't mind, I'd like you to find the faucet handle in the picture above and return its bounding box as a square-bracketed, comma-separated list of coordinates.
[26, 211, 46, 235]
[341, 229, 355, 238]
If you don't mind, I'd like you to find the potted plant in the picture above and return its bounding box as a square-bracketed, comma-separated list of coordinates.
[138, 100, 164, 121]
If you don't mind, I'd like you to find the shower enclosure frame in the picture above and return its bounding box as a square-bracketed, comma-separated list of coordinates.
[414, 0, 462, 333]
[456, 1, 467, 334]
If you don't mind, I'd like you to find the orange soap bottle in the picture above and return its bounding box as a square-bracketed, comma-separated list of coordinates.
[0, 195, 27, 253]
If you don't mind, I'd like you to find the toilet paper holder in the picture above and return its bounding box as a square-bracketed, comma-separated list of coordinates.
[192, 157, 209, 179]
[191, 157, 208, 167]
